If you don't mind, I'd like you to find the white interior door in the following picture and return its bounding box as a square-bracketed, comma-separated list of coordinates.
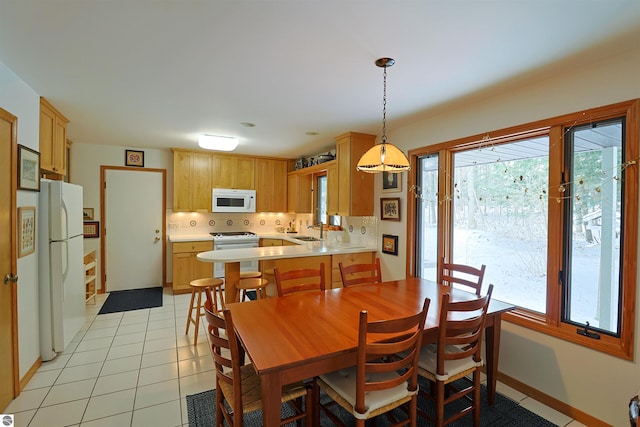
[105, 169, 163, 292]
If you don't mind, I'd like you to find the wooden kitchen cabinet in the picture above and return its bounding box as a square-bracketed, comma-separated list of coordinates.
[39, 97, 69, 176]
[326, 162, 339, 215]
[172, 241, 213, 294]
[173, 150, 212, 212]
[211, 154, 255, 189]
[260, 238, 283, 247]
[255, 158, 288, 212]
[287, 172, 312, 213]
[335, 132, 376, 216]
[331, 251, 375, 288]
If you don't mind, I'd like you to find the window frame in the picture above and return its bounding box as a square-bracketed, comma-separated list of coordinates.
[406, 99, 639, 359]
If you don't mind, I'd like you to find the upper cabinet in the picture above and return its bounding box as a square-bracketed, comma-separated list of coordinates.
[287, 172, 313, 213]
[335, 132, 375, 216]
[173, 150, 292, 212]
[173, 150, 212, 212]
[211, 154, 255, 189]
[255, 158, 288, 212]
[39, 97, 69, 176]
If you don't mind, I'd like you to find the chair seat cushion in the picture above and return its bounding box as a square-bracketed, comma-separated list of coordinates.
[418, 344, 482, 381]
[319, 366, 414, 419]
[219, 364, 308, 414]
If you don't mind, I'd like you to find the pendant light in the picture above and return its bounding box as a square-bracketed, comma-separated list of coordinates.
[357, 57, 410, 173]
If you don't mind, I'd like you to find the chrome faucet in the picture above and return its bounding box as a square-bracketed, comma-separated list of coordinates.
[308, 223, 324, 239]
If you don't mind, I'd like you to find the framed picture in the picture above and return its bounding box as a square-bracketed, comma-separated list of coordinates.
[18, 206, 36, 258]
[18, 144, 40, 191]
[83, 221, 100, 238]
[382, 234, 398, 256]
[380, 197, 401, 221]
[125, 149, 144, 167]
[382, 171, 401, 193]
[83, 208, 94, 220]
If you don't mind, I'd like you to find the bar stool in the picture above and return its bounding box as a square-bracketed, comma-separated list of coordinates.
[186, 277, 224, 346]
[239, 271, 262, 301]
[236, 278, 269, 301]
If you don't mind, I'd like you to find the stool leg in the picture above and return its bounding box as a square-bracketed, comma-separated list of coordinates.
[216, 286, 226, 312]
[185, 288, 196, 335]
[193, 289, 203, 346]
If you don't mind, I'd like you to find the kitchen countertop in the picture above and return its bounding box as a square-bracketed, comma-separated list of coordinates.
[196, 241, 374, 263]
[168, 234, 214, 242]
[168, 232, 341, 245]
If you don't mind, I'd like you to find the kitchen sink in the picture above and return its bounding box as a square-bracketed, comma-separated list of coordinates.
[294, 236, 321, 242]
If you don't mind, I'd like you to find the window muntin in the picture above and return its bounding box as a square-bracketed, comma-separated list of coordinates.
[563, 119, 624, 336]
[452, 138, 549, 311]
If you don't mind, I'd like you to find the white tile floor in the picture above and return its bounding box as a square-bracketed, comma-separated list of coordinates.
[6, 288, 588, 427]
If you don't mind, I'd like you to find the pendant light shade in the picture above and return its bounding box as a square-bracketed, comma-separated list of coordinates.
[357, 142, 411, 172]
[357, 57, 410, 174]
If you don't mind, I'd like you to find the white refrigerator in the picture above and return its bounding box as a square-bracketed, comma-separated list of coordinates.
[38, 180, 85, 361]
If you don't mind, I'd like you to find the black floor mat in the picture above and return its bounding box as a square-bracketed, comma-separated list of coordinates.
[98, 287, 163, 315]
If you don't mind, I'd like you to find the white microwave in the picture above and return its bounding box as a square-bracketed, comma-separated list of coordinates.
[212, 188, 256, 213]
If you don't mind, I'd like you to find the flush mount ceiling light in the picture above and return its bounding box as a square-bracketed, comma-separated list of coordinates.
[356, 57, 410, 174]
[198, 134, 239, 151]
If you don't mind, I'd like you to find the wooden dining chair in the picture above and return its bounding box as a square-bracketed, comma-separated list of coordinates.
[416, 284, 494, 427]
[338, 258, 382, 287]
[313, 298, 430, 427]
[440, 257, 486, 295]
[273, 263, 326, 296]
[203, 297, 311, 426]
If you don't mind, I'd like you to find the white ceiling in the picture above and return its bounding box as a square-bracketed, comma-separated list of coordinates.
[1, 0, 639, 159]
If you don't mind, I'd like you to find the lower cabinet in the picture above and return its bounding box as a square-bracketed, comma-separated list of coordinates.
[172, 241, 213, 294]
[331, 252, 375, 288]
[259, 238, 283, 247]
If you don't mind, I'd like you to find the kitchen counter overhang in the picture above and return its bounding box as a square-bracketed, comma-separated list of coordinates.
[196, 241, 370, 263]
[196, 242, 375, 302]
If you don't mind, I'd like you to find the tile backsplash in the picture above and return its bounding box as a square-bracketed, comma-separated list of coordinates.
[166, 211, 378, 248]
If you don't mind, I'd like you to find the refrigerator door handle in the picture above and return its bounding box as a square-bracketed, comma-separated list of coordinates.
[61, 240, 69, 299]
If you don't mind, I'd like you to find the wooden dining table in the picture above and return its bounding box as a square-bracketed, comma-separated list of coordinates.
[226, 277, 514, 426]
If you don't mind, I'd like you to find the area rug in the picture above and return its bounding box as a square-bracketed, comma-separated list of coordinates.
[98, 287, 163, 314]
[186, 377, 558, 426]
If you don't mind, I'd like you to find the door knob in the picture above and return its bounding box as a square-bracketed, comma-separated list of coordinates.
[4, 273, 18, 284]
[154, 237, 161, 243]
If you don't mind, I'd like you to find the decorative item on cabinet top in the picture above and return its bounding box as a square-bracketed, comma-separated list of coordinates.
[294, 149, 336, 169]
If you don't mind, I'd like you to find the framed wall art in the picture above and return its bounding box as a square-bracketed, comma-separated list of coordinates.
[380, 197, 401, 221]
[18, 206, 36, 258]
[382, 171, 401, 193]
[83, 208, 94, 220]
[382, 234, 398, 256]
[83, 221, 100, 238]
[18, 144, 40, 191]
[125, 149, 144, 167]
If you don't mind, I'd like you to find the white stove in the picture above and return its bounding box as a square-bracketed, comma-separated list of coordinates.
[210, 231, 259, 278]
[210, 231, 259, 243]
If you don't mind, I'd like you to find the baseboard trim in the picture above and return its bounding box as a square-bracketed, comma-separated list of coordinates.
[19, 357, 42, 392]
[497, 371, 610, 427]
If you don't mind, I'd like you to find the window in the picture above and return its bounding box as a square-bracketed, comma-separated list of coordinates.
[563, 119, 624, 336]
[408, 100, 639, 358]
[452, 138, 549, 312]
[315, 173, 327, 225]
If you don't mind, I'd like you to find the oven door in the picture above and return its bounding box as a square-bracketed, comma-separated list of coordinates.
[213, 241, 259, 278]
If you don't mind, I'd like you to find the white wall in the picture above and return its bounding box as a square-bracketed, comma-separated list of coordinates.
[380, 45, 640, 426]
[70, 142, 173, 288]
[0, 62, 43, 379]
